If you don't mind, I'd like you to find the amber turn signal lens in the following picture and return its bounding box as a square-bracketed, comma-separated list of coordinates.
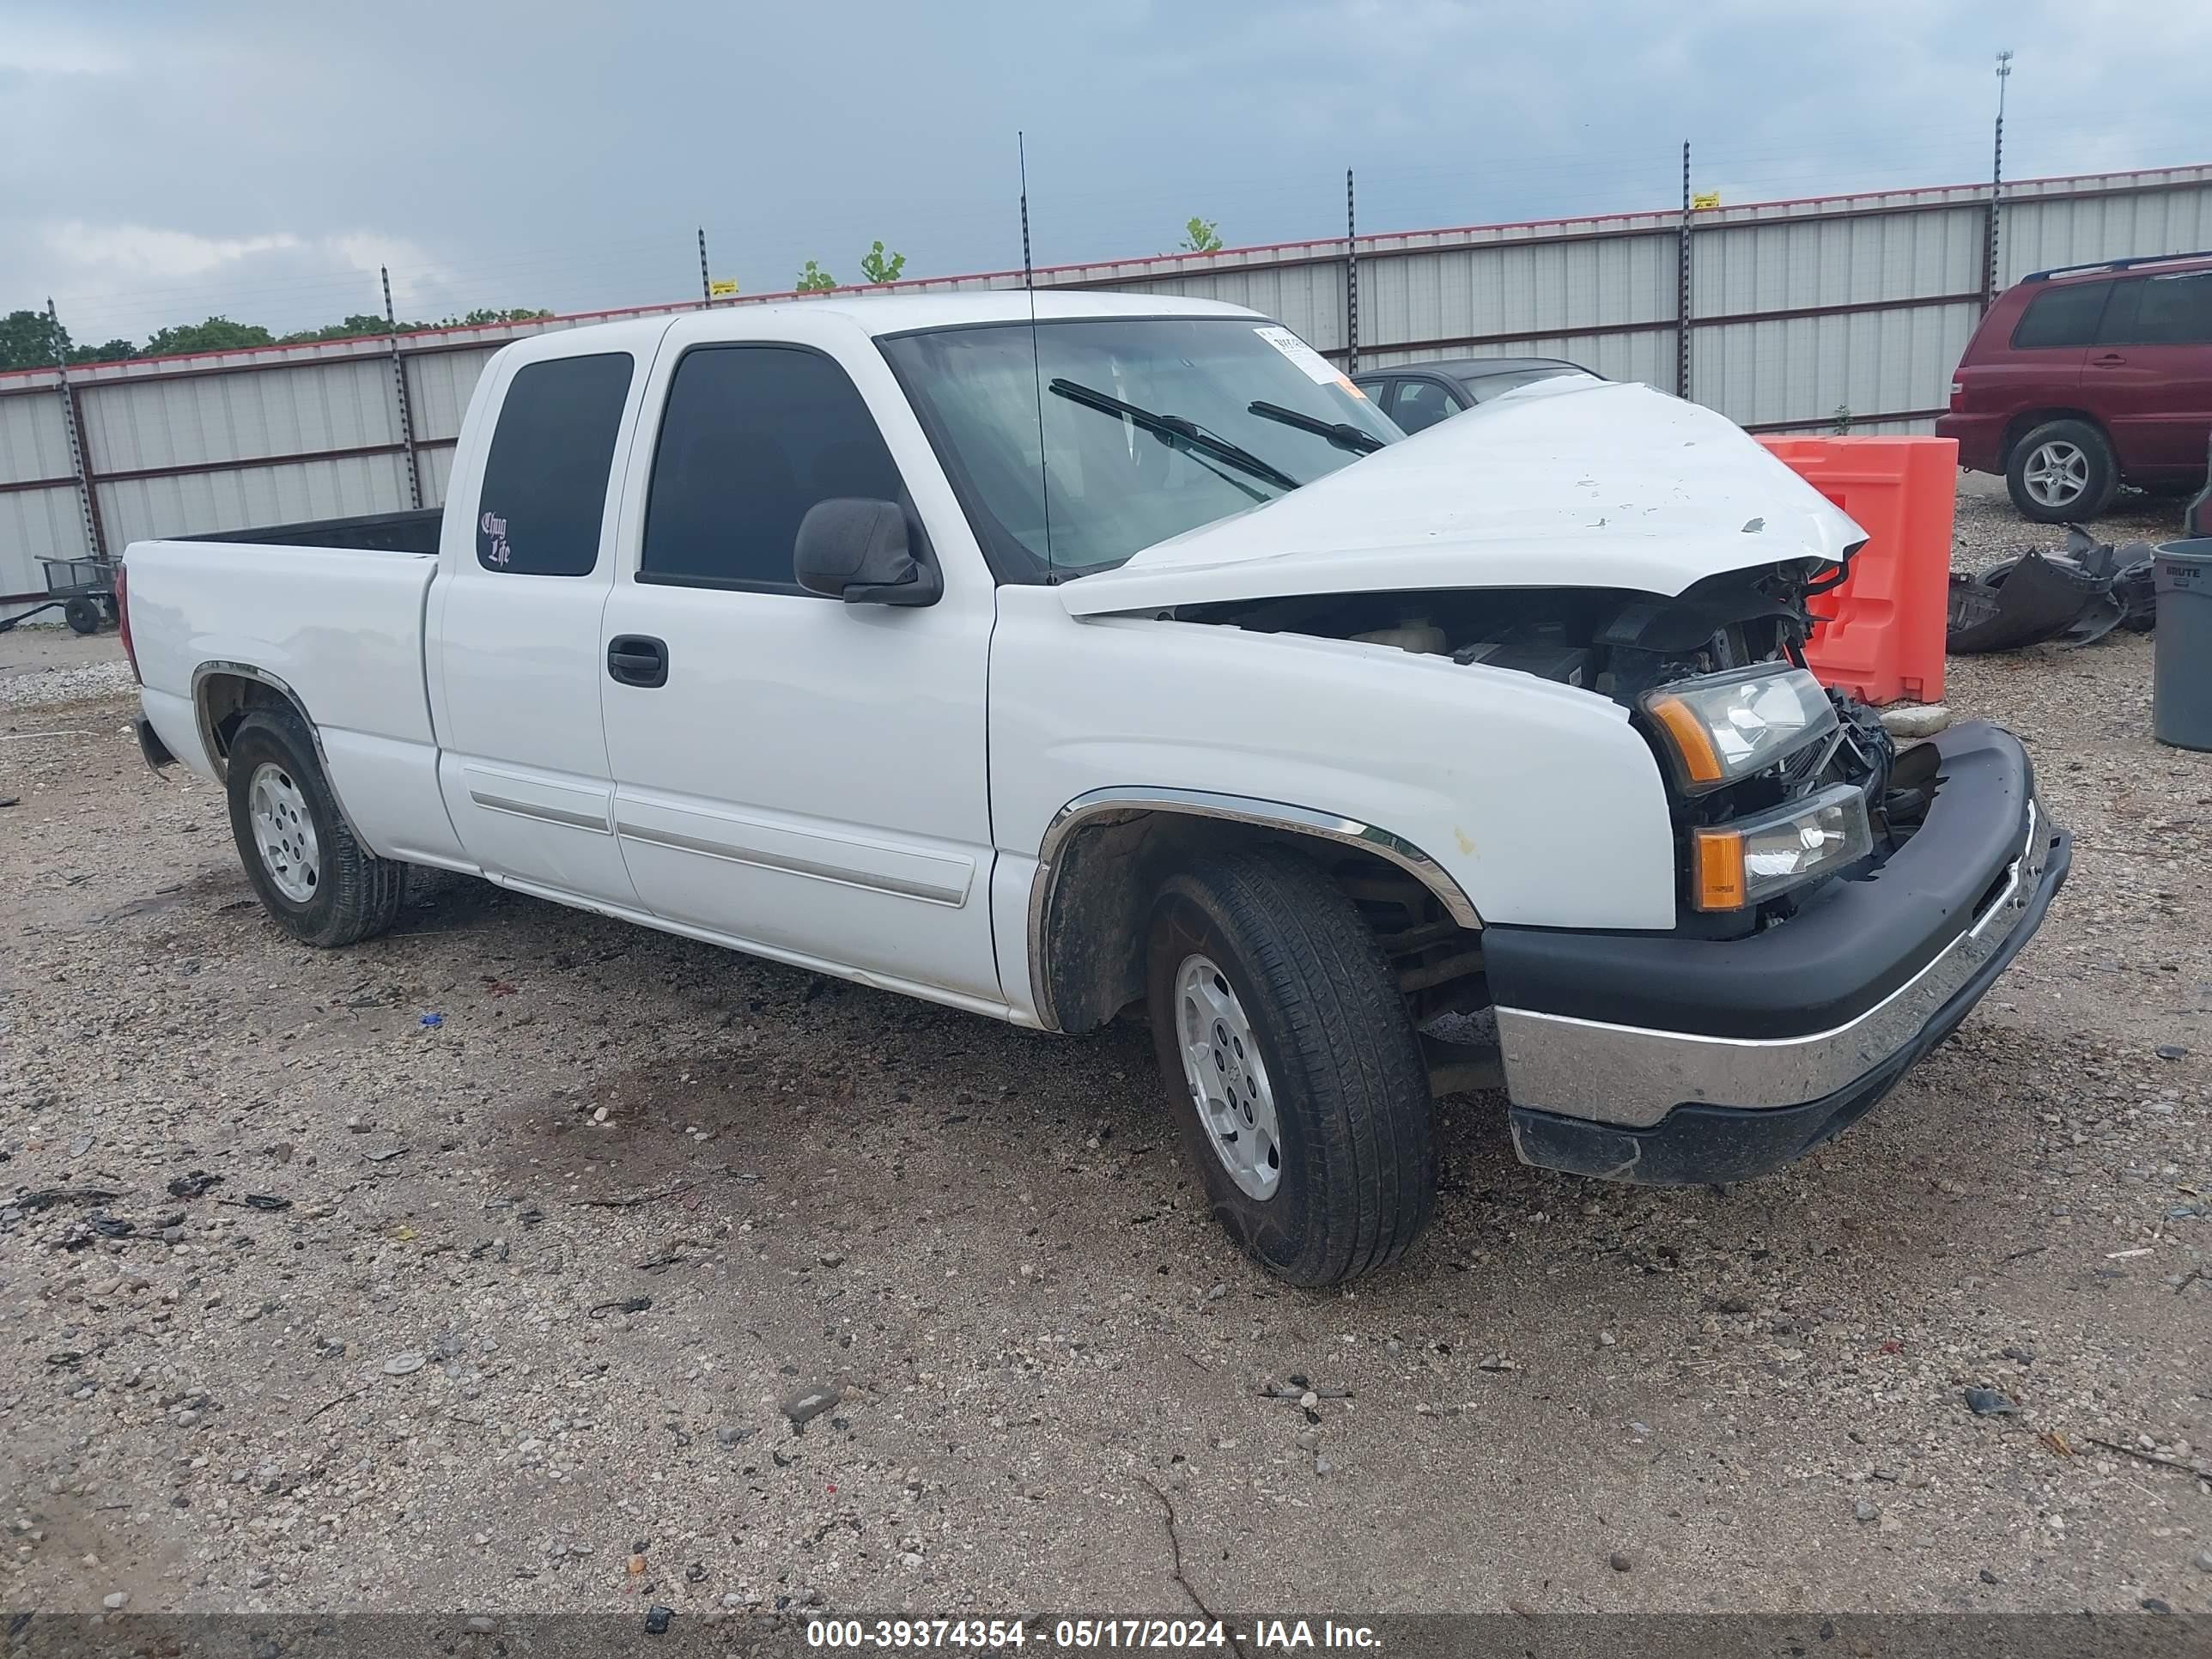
[1647, 695, 1725, 786]
[1692, 827, 1747, 911]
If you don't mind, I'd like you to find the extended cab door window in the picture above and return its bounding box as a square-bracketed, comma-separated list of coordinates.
[432, 344, 645, 908]
[473, 354, 634, 574]
[639, 346, 906, 593]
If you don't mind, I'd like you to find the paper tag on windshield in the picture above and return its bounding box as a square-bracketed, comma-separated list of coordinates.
[1254, 325, 1345, 387]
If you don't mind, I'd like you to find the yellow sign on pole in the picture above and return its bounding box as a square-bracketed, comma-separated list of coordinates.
[1692, 191, 1722, 211]
[708, 279, 740, 297]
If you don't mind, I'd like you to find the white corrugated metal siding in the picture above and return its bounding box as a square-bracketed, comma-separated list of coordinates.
[405, 347, 502, 444]
[0, 386, 73, 485]
[0, 487, 90, 595]
[95, 453, 415, 547]
[1996, 171, 2212, 284]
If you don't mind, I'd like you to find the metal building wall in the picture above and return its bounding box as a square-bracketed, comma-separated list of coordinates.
[0, 374, 91, 595]
[3, 161, 2209, 600]
[1998, 172, 2212, 283]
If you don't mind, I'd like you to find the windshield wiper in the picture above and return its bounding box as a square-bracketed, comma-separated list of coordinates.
[1247, 399, 1386, 455]
[1048, 379, 1301, 493]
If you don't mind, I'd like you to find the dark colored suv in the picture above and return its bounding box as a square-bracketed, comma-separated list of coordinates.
[1938, 251, 2212, 521]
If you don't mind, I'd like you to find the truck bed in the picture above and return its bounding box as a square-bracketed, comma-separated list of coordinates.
[124, 534, 441, 846]
[183, 507, 443, 556]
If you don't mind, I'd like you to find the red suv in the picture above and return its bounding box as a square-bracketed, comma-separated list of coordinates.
[1938, 250, 2212, 521]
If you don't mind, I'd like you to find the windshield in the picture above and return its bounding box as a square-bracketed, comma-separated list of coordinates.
[878, 317, 1398, 581]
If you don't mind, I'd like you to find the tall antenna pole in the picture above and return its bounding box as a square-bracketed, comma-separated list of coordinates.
[698, 227, 713, 305]
[1018, 131, 1034, 289]
[381, 266, 422, 511]
[1017, 131, 1050, 577]
[1345, 168, 1359, 375]
[1675, 141, 1692, 400]
[1985, 50, 2013, 307]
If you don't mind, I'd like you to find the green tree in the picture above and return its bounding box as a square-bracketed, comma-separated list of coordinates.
[70, 337, 137, 363]
[142, 316, 275, 356]
[271, 307, 552, 343]
[276, 313, 413, 345]
[858, 241, 906, 285]
[1179, 216, 1223, 253]
[451, 307, 553, 326]
[794, 260, 836, 293]
[0, 308, 65, 368]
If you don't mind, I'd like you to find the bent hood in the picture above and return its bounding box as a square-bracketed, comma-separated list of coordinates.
[1056, 378, 1866, 617]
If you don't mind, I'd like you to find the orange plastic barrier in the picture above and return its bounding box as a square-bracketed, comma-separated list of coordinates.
[1753, 435, 1957, 707]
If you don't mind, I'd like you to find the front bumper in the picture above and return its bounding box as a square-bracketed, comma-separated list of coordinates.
[1486, 722, 2069, 1185]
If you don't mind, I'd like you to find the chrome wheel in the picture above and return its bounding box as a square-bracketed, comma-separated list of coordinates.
[246, 762, 319, 902]
[1174, 953, 1282, 1200]
[2022, 440, 2088, 509]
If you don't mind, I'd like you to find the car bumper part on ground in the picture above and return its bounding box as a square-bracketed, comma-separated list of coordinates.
[1485, 722, 2070, 1185]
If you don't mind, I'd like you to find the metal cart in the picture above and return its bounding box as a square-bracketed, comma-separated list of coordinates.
[0, 554, 118, 635]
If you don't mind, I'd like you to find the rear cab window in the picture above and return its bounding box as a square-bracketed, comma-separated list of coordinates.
[2008, 280, 2112, 349]
[475, 353, 635, 575]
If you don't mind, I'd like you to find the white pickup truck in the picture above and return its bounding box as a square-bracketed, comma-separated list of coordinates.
[122, 293, 2069, 1285]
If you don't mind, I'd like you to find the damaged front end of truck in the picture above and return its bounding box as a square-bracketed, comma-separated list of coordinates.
[1052, 375, 2069, 1184]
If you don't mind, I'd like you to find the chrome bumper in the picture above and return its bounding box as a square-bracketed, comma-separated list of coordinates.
[1495, 801, 2056, 1129]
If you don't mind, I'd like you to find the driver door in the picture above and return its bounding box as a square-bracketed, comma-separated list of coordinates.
[596, 333, 1002, 1006]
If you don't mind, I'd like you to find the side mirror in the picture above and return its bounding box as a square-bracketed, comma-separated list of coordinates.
[794, 498, 942, 606]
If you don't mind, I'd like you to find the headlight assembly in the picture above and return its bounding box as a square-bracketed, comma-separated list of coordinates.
[1644, 667, 1838, 795]
[1690, 783, 1874, 911]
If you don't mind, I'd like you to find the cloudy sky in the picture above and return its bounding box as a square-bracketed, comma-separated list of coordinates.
[3, 0, 2203, 347]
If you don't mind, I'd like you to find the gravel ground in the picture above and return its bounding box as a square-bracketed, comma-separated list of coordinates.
[3, 487, 2209, 1624]
[0, 629, 135, 712]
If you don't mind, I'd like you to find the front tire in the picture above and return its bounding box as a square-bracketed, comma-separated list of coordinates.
[225, 708, 404, 947]
[1146, 846, 1435, 1286]
[2007, 419, 2118, 522]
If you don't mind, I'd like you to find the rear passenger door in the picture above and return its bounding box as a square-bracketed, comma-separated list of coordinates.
[2002, 277, 2105, 428]
[2087, 271, 2212, 477]
[595, 334, 1001, 1006]
[429, 339, 657, 906]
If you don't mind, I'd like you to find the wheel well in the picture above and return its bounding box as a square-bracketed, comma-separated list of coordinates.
[1035, 810, 1485, 1035]
[2000, 409, 2107, 470]
[195, 670, 311, 781]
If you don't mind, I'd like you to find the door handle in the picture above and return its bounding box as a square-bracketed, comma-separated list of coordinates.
[2091, 352, 2128, 366]
[607, 635, 668, 688]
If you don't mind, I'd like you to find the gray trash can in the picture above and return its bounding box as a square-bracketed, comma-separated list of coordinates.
[2154, 538, 2212, 751]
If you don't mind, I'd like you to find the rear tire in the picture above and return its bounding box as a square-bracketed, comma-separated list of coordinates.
[225, 708, 404, 947]
[2007, 419, 2118, 522]
[1146, 845, 1435, 1286]
[64, 597, 101, 635]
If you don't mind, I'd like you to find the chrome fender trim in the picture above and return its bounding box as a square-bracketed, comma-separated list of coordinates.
[190, 659, 371, 848]
[1026, 786, 1481, 1032]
